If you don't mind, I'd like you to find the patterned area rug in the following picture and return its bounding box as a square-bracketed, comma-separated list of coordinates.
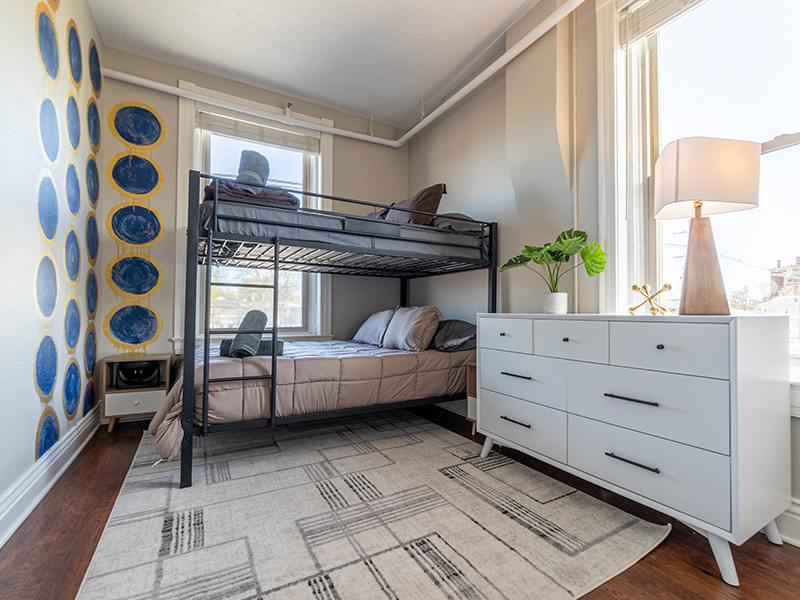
[78, 411, 670, 600]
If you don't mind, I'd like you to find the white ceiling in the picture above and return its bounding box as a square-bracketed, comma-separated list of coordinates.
[87, 0, 540, 130]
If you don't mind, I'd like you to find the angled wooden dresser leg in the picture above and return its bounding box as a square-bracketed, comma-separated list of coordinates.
[707, 533, 739, 586]
[762, 520, 784, 545]
[480, 436, 495, 458]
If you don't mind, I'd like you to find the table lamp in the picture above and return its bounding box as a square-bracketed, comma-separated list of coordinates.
[654, 137, 761, 315]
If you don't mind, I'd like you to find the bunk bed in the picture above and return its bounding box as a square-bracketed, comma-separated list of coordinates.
[174, 170, 498, 488]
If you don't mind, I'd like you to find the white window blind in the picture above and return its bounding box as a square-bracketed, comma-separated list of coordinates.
[196, 110, 320, 154]
[619, 0, 708, 48]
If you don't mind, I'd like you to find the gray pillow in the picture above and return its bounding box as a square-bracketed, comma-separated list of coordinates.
[431, 319, 477, 352]
[352, 309, 395, 346]
[431, 213, 483, 233]
[382, 306, 442, 352]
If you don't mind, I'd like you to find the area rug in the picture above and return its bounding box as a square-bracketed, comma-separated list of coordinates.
[77, 410, 670, 599]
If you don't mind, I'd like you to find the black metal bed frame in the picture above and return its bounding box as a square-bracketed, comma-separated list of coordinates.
[180, 170, 498, 488]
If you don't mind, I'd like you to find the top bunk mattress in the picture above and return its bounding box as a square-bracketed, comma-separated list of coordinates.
[199, 200, 487, 263]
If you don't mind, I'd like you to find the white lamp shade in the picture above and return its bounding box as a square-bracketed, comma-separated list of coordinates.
[654, 137, 761, 220]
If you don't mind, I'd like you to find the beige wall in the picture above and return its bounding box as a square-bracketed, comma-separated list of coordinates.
[96, 50, 408, 353]
[407, 0, 599, 320]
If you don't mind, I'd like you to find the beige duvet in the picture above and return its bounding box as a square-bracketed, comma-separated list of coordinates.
[148, 341, 474, 459]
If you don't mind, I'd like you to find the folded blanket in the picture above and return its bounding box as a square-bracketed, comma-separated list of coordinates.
[220, 338, 284, 357]
[230, 310, 268, 358]
[204, 181, 299, 207]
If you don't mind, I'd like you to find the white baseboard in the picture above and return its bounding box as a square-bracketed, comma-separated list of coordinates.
[0, 407, 100, 549]
[775, 498, 800, 548]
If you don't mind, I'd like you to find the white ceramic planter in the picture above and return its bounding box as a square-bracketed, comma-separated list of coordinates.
[543, 292, 568, 314]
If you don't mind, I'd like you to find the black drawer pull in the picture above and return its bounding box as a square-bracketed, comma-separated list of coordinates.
[562, 337, 570, 342]
[656, 344, 665, 350]
[500, 332, 507, 336]
[604, 393, 659, 407]
[605, 452, 660, 474]
[501, 371, 532, 380]
[500, 415, 531, 429]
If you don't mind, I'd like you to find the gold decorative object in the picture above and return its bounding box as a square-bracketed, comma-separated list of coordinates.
[629, 283, 672, 315]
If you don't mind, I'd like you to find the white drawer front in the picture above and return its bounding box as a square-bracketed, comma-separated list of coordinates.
[479, 317, 533, 354]
[534, 320, 609, 364]
[609, 322, 729, 379]
[481, 349, 566, 410]
[568, 415, 731, 530]
[480, 389, 567, 463]
[567, 363, 730, 454]
[104, 389, 166, 417]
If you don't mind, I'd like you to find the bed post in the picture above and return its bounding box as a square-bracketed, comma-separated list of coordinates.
[488, 222, 498, 313]
[180, 170, 201, 489]
[400, 277, 409, 307]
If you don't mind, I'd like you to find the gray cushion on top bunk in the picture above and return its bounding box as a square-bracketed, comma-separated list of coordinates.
[344, 217, 400, 235]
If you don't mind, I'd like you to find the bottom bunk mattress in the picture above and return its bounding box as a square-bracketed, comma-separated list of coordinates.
[149, 340, 474, 459]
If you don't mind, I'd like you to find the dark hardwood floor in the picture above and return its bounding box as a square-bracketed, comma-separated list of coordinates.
[0, 408, 798, 600]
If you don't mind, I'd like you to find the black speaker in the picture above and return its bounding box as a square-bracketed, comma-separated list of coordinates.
[115, 361, 161, 390]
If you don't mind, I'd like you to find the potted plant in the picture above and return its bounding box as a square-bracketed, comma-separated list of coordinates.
[500, 229, 606, 314]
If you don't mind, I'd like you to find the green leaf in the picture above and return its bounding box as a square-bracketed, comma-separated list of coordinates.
[499, 254, 531, 271]
[521, 246, 556, 265]
[556, 228, 588, 245]
[549, 229, 587, 258]
[580, 242, 607, 277]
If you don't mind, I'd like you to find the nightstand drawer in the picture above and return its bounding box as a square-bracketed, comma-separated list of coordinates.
[104, 389, 165, 417]
[533, 320, 609, 363]
[479, 317, 533, 354]
[609, 322, 729, 379]
[480, 389, 566, 463]
[568, 415, 731, 530]
[481, 349, 566, 410]
[567, 362, 730, 454]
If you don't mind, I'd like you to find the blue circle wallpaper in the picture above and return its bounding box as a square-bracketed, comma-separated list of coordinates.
[86, 213, 98, 265]
[38, 174, 59, 242]
[109, 255, 162, 297]
[36, 5, 59, 82]
[84, 323, 96, 377]
[64, 295, 81, 352]
[109, 154, 162, 197]
[107, 204, 163, 247]
[66, 93, 80, 153]
[39, 97, 60, 163]
[106, 304, 161, 347]
[66, 162, 80, 217]
[64, 227, 80, 286]
[63, 358, 80, 419]
[112, 104, 165, 148]
[88, 39, 101, 96]
[36, 407, 60, 460]
[86, 269, 97, 317]
[67, 20, 82, 88]
[87, 98, 100, 150]
[83, 381, 95, 416]
[35, 333, 58, 401]
[36, 252, 58, 320]
[86, 155, 99, 207]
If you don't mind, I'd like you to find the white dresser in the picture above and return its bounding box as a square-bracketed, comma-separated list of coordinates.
[476, 314, 791, 586]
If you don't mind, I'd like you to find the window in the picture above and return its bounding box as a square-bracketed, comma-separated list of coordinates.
[199, 112, 322, 334]
[623, 0, 800, 357]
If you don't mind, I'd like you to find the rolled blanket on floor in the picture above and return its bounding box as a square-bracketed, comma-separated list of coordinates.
[229, 310, 268, 358]
[220, 338, 284, 357]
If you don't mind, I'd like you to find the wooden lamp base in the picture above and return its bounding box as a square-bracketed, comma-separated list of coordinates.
[679, 217, 730, 315]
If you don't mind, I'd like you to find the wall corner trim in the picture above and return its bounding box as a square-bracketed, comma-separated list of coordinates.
[775, 499, 800, 548]
[0, 408, 101, 549]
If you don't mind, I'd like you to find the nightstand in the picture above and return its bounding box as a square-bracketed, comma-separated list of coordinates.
[98, 354, 172, 432]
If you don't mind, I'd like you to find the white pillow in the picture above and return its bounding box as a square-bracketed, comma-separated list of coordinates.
[352, 309, 395, 346]
[382, 306, 443, 352]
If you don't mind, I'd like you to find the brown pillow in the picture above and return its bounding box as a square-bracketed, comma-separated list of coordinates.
[382, 306, 443, 352]
[384, 184, 446, 225]
[352, 309, 395, 346]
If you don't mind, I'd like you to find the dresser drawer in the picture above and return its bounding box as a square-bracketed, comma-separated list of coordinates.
[479, 317, 533, 354]
[481, 349, 566, 410]
[480, 389, 566, 463]
[567, 363, 730, 454]
[104, 389, 166, 417]
[609, 322, 729, 379]
[533, 320, 609, 363]
[568, 415, 731, 530]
